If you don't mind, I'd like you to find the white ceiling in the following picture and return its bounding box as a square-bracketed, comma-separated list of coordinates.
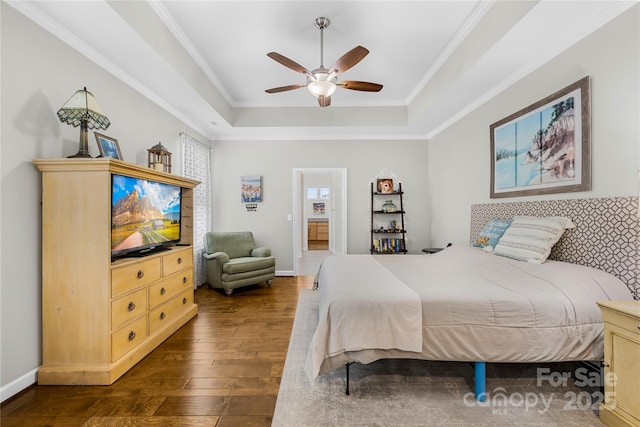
[9, 1, 636, 141]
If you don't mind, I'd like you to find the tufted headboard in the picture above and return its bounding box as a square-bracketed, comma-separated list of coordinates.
[470, 197, 640, 300]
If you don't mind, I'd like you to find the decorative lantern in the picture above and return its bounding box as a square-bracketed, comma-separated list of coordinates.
[147, 142, 172, 173]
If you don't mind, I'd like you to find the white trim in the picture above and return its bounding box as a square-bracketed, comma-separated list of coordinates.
[407, 0, 494, 104]
[292, 170, 303, 276]
[148, 1, 233, 104]
[1, 368, 38, 403]
[276, 270, 294, 277]
[6, 0, 212, 139]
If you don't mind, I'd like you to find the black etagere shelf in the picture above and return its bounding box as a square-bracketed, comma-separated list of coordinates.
[370, 181, 407, 254]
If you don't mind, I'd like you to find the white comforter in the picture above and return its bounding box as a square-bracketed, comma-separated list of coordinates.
[306, 245, 634, 380]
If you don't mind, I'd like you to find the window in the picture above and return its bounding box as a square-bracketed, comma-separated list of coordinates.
[307, 187, 330, 200]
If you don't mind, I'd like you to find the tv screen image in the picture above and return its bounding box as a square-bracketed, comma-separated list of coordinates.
[111, 174, 182, 258]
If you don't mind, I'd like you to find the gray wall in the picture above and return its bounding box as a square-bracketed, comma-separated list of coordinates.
[211, 139, 431, 273]
[428, 5, 640, 246]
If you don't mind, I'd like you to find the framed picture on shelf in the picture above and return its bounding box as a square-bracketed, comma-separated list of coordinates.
[376, 178, 394, 194]
[94, 133, 123, 160]
[489, 76, 591, 198]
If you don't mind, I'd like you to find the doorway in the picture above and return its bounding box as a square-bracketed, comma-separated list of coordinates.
[306, 185, 330, 251]
[292, 168, 347, 276]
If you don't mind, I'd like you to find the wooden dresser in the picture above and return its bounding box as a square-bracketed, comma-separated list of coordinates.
[34, 158, 199, 385]
[597, 300, 640, 427]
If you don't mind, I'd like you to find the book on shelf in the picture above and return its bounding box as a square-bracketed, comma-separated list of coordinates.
[372, 237, 404, 253]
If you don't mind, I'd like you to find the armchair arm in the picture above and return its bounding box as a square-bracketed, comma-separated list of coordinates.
[203, 251, 230, 264]
[251, 247, 272, 257]
[203, 251, 229, 289]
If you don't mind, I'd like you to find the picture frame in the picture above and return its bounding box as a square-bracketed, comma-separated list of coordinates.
[94, 133, 123, 160]
[241, 175, 262, 203]
[376, 178, 394, 194]
[313, 202, 325, 215]
[489, 76, 591, 198]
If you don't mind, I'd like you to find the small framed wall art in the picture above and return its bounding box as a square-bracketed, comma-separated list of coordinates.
[241, 175, 262, 203]
[94, 133, 123, 160]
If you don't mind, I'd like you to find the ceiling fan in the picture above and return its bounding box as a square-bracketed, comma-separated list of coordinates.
[265, 17, 383, 108]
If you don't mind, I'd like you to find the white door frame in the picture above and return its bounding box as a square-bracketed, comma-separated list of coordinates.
[292, 168, 347, 275]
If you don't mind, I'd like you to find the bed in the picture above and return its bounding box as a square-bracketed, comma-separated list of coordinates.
[305, 197, 639, 399]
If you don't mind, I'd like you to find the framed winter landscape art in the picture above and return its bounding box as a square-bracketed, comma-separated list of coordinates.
[490, 76, 591, 198]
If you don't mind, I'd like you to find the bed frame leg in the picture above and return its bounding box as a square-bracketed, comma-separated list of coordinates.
[474, 362, 486, 402]
[345, 362, 353, 395]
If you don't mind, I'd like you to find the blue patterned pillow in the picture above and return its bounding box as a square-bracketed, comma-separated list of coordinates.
[473, 219, 513, 250]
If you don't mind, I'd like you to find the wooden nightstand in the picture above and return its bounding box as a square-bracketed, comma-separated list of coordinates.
[596, 300, 640, 427]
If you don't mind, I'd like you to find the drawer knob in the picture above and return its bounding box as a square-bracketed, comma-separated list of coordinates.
[127, 301, 135, 311]
[160, 287, 166, 295]
[183, 277, 188, 284]
[182, 297, 188, 304]
[637, 324, 640, 331]
[137, 270, 144, 279]
[160, 312, 166, 320]
[177, 257, 183, 264]
[128, 331, 136, 341]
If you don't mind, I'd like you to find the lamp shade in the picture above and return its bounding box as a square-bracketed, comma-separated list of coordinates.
[57, 87, 110, 130]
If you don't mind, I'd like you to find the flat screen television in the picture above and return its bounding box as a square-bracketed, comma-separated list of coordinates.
[111, 174, 182, 260]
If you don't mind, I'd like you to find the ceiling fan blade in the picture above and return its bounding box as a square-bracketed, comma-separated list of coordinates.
[265, 84, 306, 94]
[318, 95, 331, 108]
[338, 81, 383, 92]
[331, 46, 369, 73]
[267, 52, 312, 77]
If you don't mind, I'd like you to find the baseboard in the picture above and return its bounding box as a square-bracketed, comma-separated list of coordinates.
[1, 368, 38, 403]
[276, 270, 294, 276]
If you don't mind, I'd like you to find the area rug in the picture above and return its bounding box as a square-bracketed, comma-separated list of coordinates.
[272, 289, 605, 426]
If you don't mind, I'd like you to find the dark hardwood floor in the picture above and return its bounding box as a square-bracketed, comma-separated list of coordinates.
[1, 276, 313, 427]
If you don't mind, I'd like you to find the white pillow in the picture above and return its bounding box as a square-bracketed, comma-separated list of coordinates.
[493, 216, 575, 263]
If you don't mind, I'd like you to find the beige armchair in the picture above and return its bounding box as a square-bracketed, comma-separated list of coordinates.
[203, 231, 276, 295]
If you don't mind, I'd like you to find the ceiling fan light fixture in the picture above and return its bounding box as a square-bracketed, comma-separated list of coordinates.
[307, 73, 337, 98]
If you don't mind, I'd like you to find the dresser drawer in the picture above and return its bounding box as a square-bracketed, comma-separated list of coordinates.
[149, 289, 194, 336]
[149, 268, 193, 308]
[111, 257, 161, 298]
[112, 315, 148, 361]
[163, 248, 193, 277]
[111, 287, 148, 330]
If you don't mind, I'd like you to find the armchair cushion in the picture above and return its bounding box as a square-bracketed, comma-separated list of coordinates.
[223, 256, 275, 274]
